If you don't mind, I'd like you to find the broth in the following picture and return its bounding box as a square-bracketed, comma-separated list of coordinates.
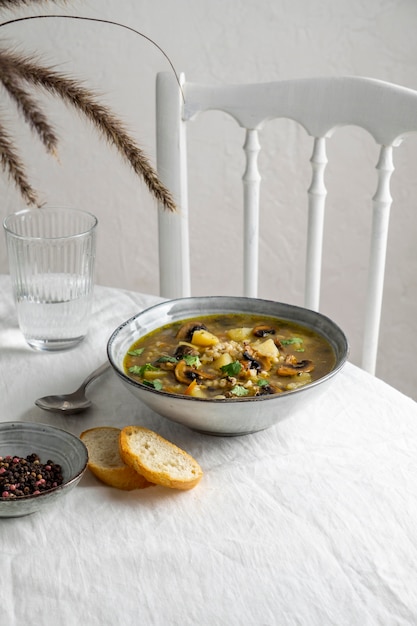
[123, 313, 336, 399]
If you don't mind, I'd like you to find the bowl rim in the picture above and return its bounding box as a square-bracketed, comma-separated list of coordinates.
[107, 295, 349, 404]
[0, 421, 88, 503]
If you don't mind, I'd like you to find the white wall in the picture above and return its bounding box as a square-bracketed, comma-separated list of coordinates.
[1, 0, 417, 399]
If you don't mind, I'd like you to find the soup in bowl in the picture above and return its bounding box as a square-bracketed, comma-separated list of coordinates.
[107, 297, 349, 436]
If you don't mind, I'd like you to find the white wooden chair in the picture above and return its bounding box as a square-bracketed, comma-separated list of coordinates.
[155, 72, 417, 375]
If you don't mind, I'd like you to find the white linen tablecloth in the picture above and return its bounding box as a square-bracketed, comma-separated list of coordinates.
[1, 275, 417, 626]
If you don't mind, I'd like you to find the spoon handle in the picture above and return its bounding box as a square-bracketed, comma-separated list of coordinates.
[78, 361, 111, 392]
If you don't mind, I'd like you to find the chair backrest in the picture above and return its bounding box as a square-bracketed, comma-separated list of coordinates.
[155, 71, 417, 375]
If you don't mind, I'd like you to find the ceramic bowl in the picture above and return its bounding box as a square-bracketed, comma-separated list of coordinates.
[107, 296, 349, 436]
[0, 422, 88, 518]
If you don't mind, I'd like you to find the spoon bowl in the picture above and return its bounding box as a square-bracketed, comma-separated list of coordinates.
[35, 361, 110, 415]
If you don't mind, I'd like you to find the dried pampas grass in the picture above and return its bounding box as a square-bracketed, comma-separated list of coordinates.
[0, 4, 177, 211]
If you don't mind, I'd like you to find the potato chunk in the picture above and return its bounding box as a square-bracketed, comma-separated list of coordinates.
[213, 352, 233, 370]
[226, 327, 253, 342]
[143, 369, 166, 381]
[253, 338, 279, 358]
[191, 328, 219, 346]
[185, 380, 207, 397]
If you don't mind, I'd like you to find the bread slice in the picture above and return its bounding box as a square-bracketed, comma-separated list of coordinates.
[119, 426, 203, 490]
[80, 427, 153, 490]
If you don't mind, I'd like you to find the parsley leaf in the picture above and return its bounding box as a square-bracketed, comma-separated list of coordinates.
[221, 361, 242, 376]
[257, 378, 269, 387]
[184, 354, 201, 368]
[281, 337, 305, 352]
[281, 337, 303, 345]
[128, 348, 145, 356]
[142, 379, 163, 390]
[230, 385, 249, 397]
[128, 363, 159, 377]
[156, 355, 177, 364]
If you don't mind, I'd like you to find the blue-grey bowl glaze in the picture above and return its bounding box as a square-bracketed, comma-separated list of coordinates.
[0, 422, 88, 518]
[107, 296, 349, 436]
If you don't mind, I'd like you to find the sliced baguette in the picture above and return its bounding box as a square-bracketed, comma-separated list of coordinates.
[119, 426, 203, 490]
[80, 427, 153, 490]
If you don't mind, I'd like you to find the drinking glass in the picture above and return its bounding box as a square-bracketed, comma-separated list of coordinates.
[3, 207, 97, 351]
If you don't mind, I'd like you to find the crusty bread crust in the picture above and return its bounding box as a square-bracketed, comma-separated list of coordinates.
[80, 427, 153, 490]
[119, 426, 203, 490]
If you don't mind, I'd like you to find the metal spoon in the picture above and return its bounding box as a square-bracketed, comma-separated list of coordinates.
[35, 361, 111, 415]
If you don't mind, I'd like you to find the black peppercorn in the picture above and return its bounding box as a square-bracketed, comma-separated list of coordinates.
[0, 454, 63, 498]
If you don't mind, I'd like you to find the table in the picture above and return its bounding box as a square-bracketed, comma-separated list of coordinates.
[1, 274, 417, 626]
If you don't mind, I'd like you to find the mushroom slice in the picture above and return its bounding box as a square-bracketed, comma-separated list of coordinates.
[176, 321, 207, 342]
[252, 324, 276, 337]
[242, 347, 272, 372]
[174, 360, 214, 385]
[174, 344, 199, 360]
[277, 359, 314, 377]
[257, 356, 272, 372]
[242, 349, 262, 373]
[256, 383, 281, 395]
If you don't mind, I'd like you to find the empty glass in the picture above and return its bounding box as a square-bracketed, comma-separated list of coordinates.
[3, 207, 97, 351]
